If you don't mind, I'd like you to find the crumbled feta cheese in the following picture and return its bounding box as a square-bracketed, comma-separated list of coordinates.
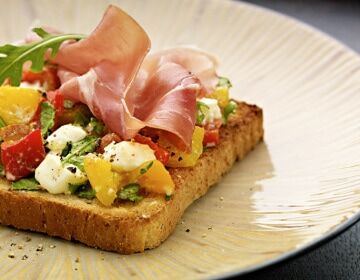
[103, 141, 156, 172]
[46, 124, 87, 152]
[20, 81, 44, 91]
[198, 97, 222, 124]
[35, 154, 87, 194]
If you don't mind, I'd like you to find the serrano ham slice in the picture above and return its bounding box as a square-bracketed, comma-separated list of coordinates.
[55, 6, 204, 150]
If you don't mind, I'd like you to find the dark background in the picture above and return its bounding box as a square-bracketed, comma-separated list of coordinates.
[234, 0, 360, 279]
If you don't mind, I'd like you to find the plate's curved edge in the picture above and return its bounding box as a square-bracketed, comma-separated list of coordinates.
[201, 0, 360, 278]
[215, 209, 360, 279]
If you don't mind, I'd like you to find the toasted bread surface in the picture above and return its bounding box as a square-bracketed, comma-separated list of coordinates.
[0, 101, 263, 254]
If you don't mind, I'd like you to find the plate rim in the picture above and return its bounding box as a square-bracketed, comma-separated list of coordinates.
[207, 0, 360, 278]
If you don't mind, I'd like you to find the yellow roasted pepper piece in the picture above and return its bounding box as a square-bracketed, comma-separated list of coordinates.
[84, 155, 122, 206]
[130, 160, 175, 195]
[208, 86, 229, 109]
[160, 126, 205, 168]
[0, 86, 42, 125]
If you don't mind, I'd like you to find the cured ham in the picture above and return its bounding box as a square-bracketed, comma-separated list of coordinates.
[139, 47, 219, 96]
[54, 6, 212, 150]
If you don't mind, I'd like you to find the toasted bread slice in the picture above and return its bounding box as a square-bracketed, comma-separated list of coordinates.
[0, 101, 263, 254]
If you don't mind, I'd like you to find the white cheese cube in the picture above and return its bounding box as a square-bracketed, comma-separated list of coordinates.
[35, 154, 87, 194]
[103, 141, 156, 172]
[46, 124, 87, 152]
[20, 81, 44, 91]
[198, 97, 222, 124]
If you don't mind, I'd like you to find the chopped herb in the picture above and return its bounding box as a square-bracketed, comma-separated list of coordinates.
[117, 183, 143, 202]
[77, 188, 96, 199]
[68, 183, 96, 199]
[60, 142, 72, 157]
[64, 157, 85, 172]
[62, 135, 99, 171]
[196, 101, 209, 125]
[0, 28, 85, 86]
[222, 100, 237, 124]
[0, 117, 6, 128]
[68, 183, 82, 194]
[216, 76, 232, 88]
[0, 163, 4, 177]
[12, 178, 40, 191]
[40, 101, 55, 136]
[73, 106, 92, 127]
[140, 161, 153, 175]
[165, 194, 172, 201]
[63, 100, 74, 109]
[86, 117, 104, 136]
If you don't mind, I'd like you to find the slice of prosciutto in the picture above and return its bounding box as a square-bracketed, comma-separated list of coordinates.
[138, 47, 219, 96]
[55, 6, 210, 150]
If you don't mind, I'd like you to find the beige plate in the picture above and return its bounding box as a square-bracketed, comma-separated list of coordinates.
[1, 0, 360, 279]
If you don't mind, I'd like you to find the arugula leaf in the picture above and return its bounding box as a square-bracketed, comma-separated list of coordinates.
[60, 142, 72, 157]
[140, 161, 153, 175]
[12, 177, 40, 191]
[77, 188, 96, 199]
[0, 117, 6, 128]
[40, 101, 55, 136]
[68, 183, 96, 199]
[0, 28, 85, 86]
[62, 135, 99, 171]
[73, 105, 92, 127]
[217, 76, 232, 88]
[0, 163, 4, 177]
[222, 100, 237, 124]
[196, 101, 209, 125]
[118, 183, 143, 202]
[65, 157, 86, 172]
[86, 117, 104, 136]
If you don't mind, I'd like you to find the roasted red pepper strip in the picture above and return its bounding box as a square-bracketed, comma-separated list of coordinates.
[1, 129, 45, 181]
[203, 128, 220, 147]
[134, 134, 170, 165]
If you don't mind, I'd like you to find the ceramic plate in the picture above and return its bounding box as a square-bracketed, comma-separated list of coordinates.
[1, 0, 360, 279]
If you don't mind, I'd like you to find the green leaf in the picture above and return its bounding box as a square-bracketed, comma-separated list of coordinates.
[0, 163, 4, 177]
[32, 28, 51, 39]
[64, 156, 85, 172]
[86, 117, 104, 136]
[222, 100, 237, 124]
[165, 194, 172, 201]
[140, 161, 153, 175]
[77, 188, 96, 200]
[68, 183, 96, 199]
[216, 76, 232, 88]
[196, 101, 209, 125]
[60, 142, 72, 157]
[0, 117, 6, 128]
[68, 183, 82, 194]
[117, 183, 143, 202]
[12, 177, 40, 191]
[0, 28, 85, 86]
[62, 135, 99, 171]
[73, 105, 92, 127]
[40, 101, 55, 136]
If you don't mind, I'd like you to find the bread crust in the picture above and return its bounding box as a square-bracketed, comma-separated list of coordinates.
[0, 101, 263, 254]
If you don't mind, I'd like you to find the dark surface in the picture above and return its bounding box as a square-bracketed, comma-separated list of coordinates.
[234, 1, 360, 279]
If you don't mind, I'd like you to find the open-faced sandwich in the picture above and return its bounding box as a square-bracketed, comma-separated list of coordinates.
[0, 5, 263, 253]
